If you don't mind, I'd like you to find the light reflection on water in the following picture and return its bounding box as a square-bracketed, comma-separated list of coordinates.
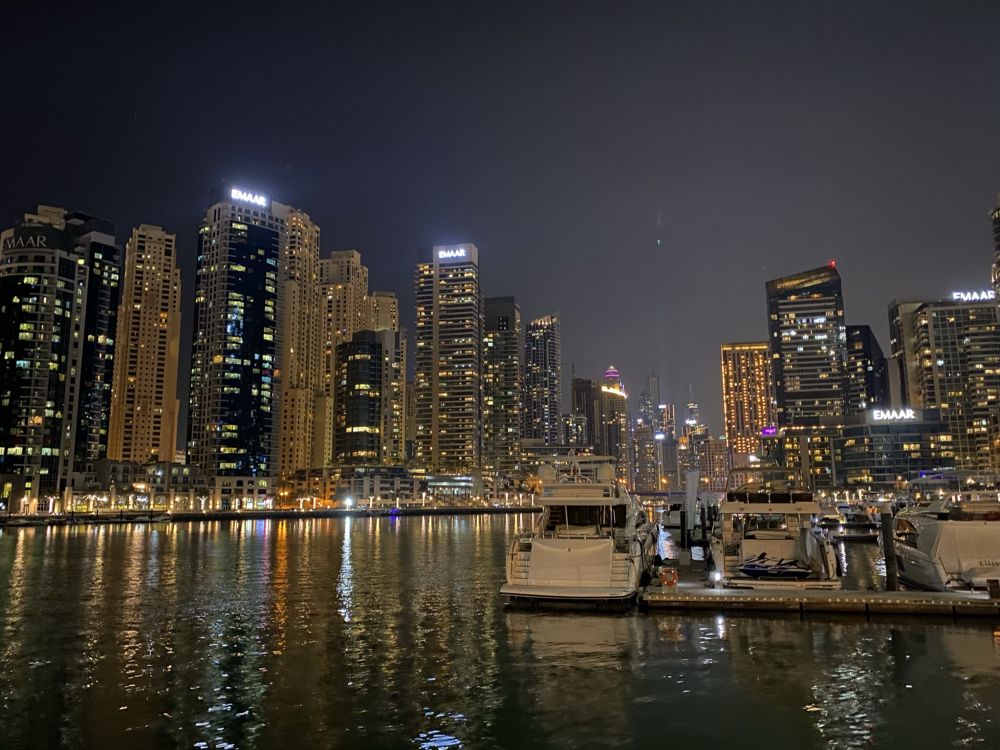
[0, 517, 998, 749]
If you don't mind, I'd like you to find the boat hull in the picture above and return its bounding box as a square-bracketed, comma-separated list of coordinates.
[500, 583, 638, 610]
[895, 542, 1000, 591]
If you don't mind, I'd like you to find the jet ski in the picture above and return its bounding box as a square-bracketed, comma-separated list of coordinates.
[737, 552, 813, 579]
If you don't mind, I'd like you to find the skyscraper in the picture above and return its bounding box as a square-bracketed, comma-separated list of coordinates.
[523, 313, 562, 445]
[720, 341, 775, 455]
[0, 206, 120, 506]
[334, 329, 406, 465]
[638, 371, 663, 434]
[108, 225, 181, 464]
[414, 244, 483, 471]
[596, 365, 630, 482]
[845, 324, 888, 413]
[766, 264, 848, 426]
[561, 412, 589, 446]
[571, 376, 597, 447]
[368, 290, 399, 332]
[907, 296, 1000, 472]
[660, 402, 676, 439]
[647, 371, 661, 421]
[188, 186, 282, 486]
[277, 208, 324, 476]
[632, 420, 661, 492]
[698, 435, 732, 492]
[483, 297, 522, 475]
[888, 300, 923, 407]
[319, 250, 371, 465]
[683, 399, 705, 438]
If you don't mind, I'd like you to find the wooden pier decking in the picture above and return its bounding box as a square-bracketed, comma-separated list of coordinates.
[640, 579, 1000, 618]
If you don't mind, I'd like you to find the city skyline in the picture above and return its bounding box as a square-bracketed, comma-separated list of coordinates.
[3, 188, 999, 453]
[5, 3, 1000, 434]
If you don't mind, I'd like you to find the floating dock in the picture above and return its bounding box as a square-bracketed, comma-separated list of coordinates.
[641, 579, 1000, 618]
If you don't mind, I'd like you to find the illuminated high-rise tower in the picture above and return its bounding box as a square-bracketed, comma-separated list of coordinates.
[845, 324, 888, 413]
[483, 297, 522, 474]
[639, 370, 662, 430]
[276, 207, 324, 476]
[720, 341, 775, 455]
[571, 376, 597, 447]
[523, 313, 562, 445]
[0, 206, 120, 507]
[188, 186, 283, 488]
[368, 290, 399, 333]
[766, 264, 848, 426]
[633, 420, 661, 492]
[414, 244, 482, 471]
[909, 296, 1000, 472]
[660, 402, 676, 439]
[334, 328, 406, 466]
[108, 225, 181, 464]
[596, 365, 630, 482]
[318, 250, 370, 465]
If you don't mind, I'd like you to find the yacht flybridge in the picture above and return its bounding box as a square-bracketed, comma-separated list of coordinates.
[709, 466, 841, 589]
[501, 457, 658, 608]
[891, 492, 1000, 591]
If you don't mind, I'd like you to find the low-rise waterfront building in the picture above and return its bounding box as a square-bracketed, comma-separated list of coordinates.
[762, 408, 951, 489]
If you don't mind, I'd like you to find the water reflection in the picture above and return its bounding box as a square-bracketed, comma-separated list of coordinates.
[0, 518, 997, 749]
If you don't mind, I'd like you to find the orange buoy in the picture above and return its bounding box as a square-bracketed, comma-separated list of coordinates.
[659, 567, 678, 587]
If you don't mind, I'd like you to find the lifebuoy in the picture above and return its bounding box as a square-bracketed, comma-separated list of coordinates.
[659, 568, 678, 587]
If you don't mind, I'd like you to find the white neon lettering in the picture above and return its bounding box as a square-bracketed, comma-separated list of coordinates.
[438, 248, 467, 259]
[230, 188, 268, 207]
[951, 290, 995, 302]
[872, 408, 916, 421]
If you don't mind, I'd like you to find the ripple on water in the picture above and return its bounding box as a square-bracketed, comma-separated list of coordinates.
[415, 730, 463, 748]
[0, 518, 999, 750]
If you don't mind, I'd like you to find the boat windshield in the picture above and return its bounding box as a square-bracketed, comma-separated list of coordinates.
[545, 504, 628, 534]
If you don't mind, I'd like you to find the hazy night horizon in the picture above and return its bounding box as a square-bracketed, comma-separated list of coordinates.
[5, 1, 1000, 433]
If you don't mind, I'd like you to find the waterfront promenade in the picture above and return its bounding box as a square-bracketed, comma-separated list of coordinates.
[0, 505, 540, 527]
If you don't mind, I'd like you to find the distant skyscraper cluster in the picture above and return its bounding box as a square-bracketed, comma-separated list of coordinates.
[0, 188, 581, 509]
[0, 187, 411, 510]
[712, 194, 1000, 490]
[6, 186, 1000, 508]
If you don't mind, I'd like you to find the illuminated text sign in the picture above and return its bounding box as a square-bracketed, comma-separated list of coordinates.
[231, 188, 268, 207]
[2, 233, 48, 249]
[872, 408, 916, 422]
[438, 248, 467, 260]
[951, 290, 995, 302]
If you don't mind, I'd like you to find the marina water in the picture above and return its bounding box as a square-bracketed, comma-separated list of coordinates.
[1, 514, 998, 749]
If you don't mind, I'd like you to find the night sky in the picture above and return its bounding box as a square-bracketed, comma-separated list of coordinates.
[4, 1, 1000, 434]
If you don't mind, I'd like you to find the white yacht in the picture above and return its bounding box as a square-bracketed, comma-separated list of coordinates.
[500, 457, 658, 609]
[890, 492, 1000, 591]
[709, 466, 841, 589]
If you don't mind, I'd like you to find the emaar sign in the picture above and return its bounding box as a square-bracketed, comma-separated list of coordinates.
[871, 408, 917, 422]
[230, 188, 268, 207]
[438, 248, 467, 260]
[951, 290, 995, 302]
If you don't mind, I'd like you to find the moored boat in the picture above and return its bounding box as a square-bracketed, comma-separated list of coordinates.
[708, 465, 841, 589]
[500, 457, 658, 609]
[890, 492, 1000, 591]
